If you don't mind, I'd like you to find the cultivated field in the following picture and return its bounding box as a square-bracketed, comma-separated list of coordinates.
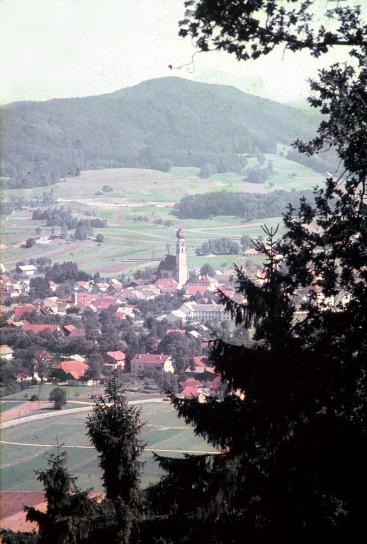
[0, 401, 214, 493]
[1, 158, 322, 274]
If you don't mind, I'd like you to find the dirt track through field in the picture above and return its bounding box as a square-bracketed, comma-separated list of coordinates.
[0, 439, 218, 455]
[1, 401, 50, 422]
[0, 397, 163, 429]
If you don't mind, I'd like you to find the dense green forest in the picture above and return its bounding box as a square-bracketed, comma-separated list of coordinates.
[173, 189, 312, 220]
[2, 77, 321, 188]
[196, 238, 240, 255]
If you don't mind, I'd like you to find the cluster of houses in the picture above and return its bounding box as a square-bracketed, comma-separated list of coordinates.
[0, 260, 243, 398]
[2, 248, 353, 400]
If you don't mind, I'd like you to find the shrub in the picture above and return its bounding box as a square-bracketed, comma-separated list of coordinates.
[49, 387, 67, 410]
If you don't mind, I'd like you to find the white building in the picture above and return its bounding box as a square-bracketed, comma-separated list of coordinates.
[166, 301, 231, 326]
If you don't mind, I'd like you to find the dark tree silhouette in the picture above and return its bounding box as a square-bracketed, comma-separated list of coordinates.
[180, 0, 367, 60]
[1, 450, 98, 544]
[86, 374, 145, 543]
[146, 1, 367, 541]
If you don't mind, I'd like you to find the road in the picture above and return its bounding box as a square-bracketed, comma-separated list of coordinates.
[0, 440, 219, 455]
[0, 397, 163, 430]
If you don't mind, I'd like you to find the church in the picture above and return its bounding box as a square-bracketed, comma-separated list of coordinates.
[156, 227, 188, 287]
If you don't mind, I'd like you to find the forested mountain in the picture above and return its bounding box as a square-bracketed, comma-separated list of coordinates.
[2, 77, 318, 188]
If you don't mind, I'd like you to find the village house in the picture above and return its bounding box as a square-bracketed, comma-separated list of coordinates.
[244, 248, 259, 256]
[178, 377, 213, 402]
[9, 282, 26, 298]
[0, 273, 12, 290]
[55, 359, 89, 380]
[13, 303, 37, 321]
[139, 284, 160, 300]
[96, 282, 110, 293]
[109, 278, 123, 291]
[16, 264, 37, 277]
[105, 351, 126, 369]
[185, 355, 215, 377]
[48, 280, 58, 292]
[195, 275, 219, 290]
[179, 377, 203, 390]
[16, 373, 33, 383]
[63, 324, 85, 337]
[74, 280, 93, 292]
[130, 353, 174, 375]
[184, 284, 209, 298]
[115, 306, 135, 319]
[187, 329, 202, 340]
[73, 292, 96, 308]
[41, 297, 61, 315]
[164, 308, 187, 327]
[0, 344, 14, 361]
[165, 328, 186, 336]
[166, 301, 232, 326]
[22, 321, 61, 335]
[154, 277, 178, 293]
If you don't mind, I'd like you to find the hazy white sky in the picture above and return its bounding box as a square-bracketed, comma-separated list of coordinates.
[0, 0, 349, 105]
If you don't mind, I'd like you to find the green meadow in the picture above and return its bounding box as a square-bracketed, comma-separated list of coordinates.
[0, 402, 214, 491]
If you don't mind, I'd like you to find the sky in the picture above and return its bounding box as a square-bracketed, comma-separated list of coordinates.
[0, 0, 351, 106]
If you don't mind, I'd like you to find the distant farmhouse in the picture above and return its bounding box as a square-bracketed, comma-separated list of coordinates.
[156, 227, 188, 287]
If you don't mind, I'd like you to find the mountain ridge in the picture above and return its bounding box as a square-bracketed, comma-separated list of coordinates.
[2, 76, 318, 188]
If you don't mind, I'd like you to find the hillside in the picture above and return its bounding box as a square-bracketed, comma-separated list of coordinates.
[1, 77, 319, 188]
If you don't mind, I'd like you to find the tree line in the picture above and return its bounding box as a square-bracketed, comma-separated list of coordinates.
[196, 238, 239, 256]
[174, 189, 312, 220]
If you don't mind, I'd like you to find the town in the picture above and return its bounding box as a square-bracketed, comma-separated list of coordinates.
[0, 227, 252, 402]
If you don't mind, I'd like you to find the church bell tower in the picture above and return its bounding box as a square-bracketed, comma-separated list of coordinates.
[176, 226, 188, 286]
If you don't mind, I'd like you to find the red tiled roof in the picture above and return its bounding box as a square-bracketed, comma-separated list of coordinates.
[22, 321, 60, 334]
[154, 278, 178, 289]
[0, 344, 13, 354]
[90, 296, 116, 310]
[106, 351, 126, 361]
[181, 386, 200, 398]
[179, 377, 203, 389]
[74, 293, 96, 305]
[63, 324, 85, 336]
[208, 375, 222, 391]
[220, 290, 235, 298]
[131, 353, 170, 365]
[193, 356, 208, 367]
[185, 285, 208, 297]
[13, 304, 36, 321]
[166, 329, 186, 336]
[64, 324, 77, 332]
[56, 360, 88, 380]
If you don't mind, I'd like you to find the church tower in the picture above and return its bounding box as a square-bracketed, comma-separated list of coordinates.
[176, 226, 188, 286]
